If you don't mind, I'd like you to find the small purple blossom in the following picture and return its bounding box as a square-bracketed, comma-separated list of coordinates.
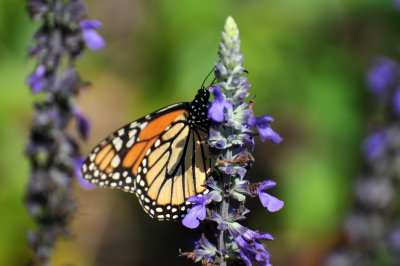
[73, 107, 91, 140]
[27, 65, 45, 93]
[235, 235, 272, 266]
[79, 20, 105, 50]
[363, 130, 387, 159]
[258, 180, 284, 212]
[249, 115, 282, 143]
[182, 195, 210, 229]
[208, 86, 233, 122]
[366, 57, 397, 94]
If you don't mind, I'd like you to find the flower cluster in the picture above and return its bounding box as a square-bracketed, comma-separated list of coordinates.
[25, 0, 104, 265]
[324, 55, 400, 265]
[181, 17, 283, 265]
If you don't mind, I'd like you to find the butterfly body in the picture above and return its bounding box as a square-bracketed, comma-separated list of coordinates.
[81, 89, 210, 220]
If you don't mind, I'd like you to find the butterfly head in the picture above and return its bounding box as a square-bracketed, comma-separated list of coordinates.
[188, 88, 210, 127]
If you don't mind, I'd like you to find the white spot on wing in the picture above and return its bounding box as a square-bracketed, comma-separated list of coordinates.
[125, 177, 132, 184]
[154, 139, 161, 147]
[112, 172, 120, 180]
[112, 137, 123, 151]
[129, 129, 137, 139]
[130, 122, 139, 128]
[126, 138, 135, 148]
[139, 122, 148, 130]
[118, 128, 125, 136]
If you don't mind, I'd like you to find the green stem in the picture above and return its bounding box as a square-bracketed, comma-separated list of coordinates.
[218, 83, 234, 266]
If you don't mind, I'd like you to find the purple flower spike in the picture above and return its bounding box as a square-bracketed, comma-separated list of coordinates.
[208, 86, 233, 122]
[27, 65, 46, 93]
[366, 57, 397, 94]
[79, 20, 105, 50]
[249, 115, 282, 143]
[258, 180, 284, 212]
[73, 157, 95, 190]
[363, 130, 387, 159]
[394, 86, 400, 116]
[182, 195, 210, 229]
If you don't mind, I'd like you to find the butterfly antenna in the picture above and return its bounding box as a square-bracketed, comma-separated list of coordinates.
[201, 65, 217, 89]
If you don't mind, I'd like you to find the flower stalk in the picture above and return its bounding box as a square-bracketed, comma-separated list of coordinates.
[24, 0, 104, 265]
[181, 16, 283, 265]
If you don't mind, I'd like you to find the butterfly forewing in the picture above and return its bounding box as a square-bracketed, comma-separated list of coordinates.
[81, 90, 211, 221]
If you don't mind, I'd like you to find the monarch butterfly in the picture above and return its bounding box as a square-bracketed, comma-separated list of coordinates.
[81, 89, 211, 221]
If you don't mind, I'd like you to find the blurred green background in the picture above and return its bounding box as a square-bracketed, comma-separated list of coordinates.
[0, 0, 399, 265]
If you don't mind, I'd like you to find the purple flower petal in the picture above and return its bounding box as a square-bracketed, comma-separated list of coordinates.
[79, 20, 105, 50]
[79, 20, 102, 29]
[366, 57, 397, 94]
[363, 130, 387, 159]
[73, 108, 91, 140]
[27, 65, 46, 93]
[260, 180, 277, 190]
[242, 229, 274, 242]
[240, 249, 252, 266]
[182, 204, 206, 229]
[249, 115, 282, 143]
[208, 86, 233, 122]
[182, 195, 210, 228]
[187, 195, 208, 205]
[82, 29, 105, 50]
[254, 241, 271, 263]
[259, 192, 284, 212]
[73, 157, 95, 190]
